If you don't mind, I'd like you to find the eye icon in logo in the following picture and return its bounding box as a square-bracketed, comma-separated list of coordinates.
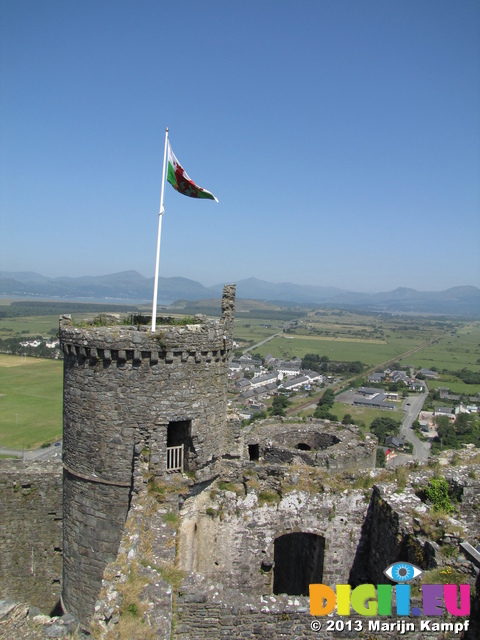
[384, 562, 422, 583]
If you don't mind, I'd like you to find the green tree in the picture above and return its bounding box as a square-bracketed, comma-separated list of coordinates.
[314, 405, 336, 421]
[348, 361, 364, 373]
[455, 412, 475, 436]
[317, 388, 335, 409]
[436, 416, 457, 449]
[269, 395, 291, 417]
[376, 448, 386, 468]
[369, 417, 401, 442]
[248, 410, 267, 423]
[342, 413, 353, 425]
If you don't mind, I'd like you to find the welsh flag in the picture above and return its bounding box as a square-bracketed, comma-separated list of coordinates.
[167, 142, 218, 202]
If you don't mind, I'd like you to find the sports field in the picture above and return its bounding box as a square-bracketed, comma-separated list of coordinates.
[0, 354, 63, 449]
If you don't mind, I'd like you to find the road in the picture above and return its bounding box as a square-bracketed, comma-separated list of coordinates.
[242, 332, 282, 354]
[0, 441, 63, 462]
[399, 389, 430, 461]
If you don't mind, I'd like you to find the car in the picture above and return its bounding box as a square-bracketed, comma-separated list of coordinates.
[406, 402, 410, 406]
[54, 442, 61, 446]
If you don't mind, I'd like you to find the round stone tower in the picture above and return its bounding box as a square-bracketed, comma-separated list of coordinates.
[59, 284, 235, 625]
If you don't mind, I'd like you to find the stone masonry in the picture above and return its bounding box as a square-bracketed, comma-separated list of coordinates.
[0, 460, 62, 614]
[59, 284, 236, 626]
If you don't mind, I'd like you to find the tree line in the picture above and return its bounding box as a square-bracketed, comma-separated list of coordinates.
[301, 353, 365, 375]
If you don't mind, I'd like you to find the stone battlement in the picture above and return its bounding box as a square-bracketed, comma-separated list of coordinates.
[59, 283, 236, 367]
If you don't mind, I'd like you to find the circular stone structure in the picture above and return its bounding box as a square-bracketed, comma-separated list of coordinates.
[59, 285, 235, 625]
[244, 420, 376, 470]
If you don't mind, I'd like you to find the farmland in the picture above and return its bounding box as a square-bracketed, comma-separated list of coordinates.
[0, 354, 63, 449]
[1, 298, 479, 449]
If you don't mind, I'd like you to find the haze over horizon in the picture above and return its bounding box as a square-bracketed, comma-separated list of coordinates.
[1, 1, 479, 292]
[2, 268, 479, 298]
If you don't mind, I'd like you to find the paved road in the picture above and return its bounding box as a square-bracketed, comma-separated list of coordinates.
[399, 390, 430, 461]
[0, 441, 62, 461]
[242, 332, 282, 354]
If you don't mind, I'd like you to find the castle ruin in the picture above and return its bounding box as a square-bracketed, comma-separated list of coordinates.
[0, 282, 479, 639]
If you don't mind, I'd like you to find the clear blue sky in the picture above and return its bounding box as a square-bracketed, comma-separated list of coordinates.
[1, 0, 479, 293]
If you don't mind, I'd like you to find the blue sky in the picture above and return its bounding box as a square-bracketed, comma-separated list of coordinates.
[1, 0, 479, 293]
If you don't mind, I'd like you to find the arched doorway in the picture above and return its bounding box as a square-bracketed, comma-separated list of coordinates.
[273, 532, 325, 596]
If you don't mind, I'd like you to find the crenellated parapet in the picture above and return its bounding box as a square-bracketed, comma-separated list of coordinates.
[59, 286, 235, 367]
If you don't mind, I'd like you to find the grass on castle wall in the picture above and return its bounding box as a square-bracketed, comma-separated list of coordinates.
[0, 354, 63, 449]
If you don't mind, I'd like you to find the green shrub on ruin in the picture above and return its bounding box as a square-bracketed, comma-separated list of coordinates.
[425, 477, 453, 513]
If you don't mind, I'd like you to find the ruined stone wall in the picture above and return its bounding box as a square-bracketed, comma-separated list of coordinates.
[177, 472, 370, 595]
[173, 592, 449, 640]
[60, 284, 236, 625]
[174, 467, 479, 640]
[243, 421, 376, 472]
[0, 461, 62, 614]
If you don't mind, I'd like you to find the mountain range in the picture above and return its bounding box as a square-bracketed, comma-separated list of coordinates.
[0, 271, 479, 316]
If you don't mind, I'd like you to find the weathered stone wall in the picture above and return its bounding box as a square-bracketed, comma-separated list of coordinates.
[177, 470, 370, 595]
[60, 284, 236, 625]
[61, 471, 131, 624]
[91, 451, 179, 640]
[174, 459, 480, 640]
[173, 592, 457, 640]
[0, 460, 62, 614]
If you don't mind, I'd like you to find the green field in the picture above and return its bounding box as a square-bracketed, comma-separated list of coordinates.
[0, 354, 63, 449]
[233, 318, 283, 347]
[427, 377, 480, 396]
[0, 314, 60, 337]
[253, 334, 431, 366]
[239, 312, 480, 381]
[399, 321, 480, 373]
[296, 399, 404, 428]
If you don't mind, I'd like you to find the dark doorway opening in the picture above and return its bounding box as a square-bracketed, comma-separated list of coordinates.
[167, 420, 193, 470]
[249, 444, 260, 461]
[296, 443, 312, 451]
[273, 532, 325, 596]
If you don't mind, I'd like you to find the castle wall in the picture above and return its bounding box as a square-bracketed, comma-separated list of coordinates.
[173, 594, 451, 640]
[178, 482, 369, 595]
[62, 472, 131, 623]
[60, 285, 235, 625]
[0, 461, 62, 613]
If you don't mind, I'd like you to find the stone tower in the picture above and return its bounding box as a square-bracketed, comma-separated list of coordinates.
[59, 284, 236, 625]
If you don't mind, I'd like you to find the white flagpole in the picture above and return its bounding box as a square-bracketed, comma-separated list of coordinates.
[151, 127, 169, 332]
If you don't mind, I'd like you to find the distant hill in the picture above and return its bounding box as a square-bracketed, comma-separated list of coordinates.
[0, 271, 479, 316]
[208, 277, 344, 304]
[0, 270, 211, 304]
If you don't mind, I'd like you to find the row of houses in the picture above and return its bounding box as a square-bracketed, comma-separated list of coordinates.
[19, 339, 59, 349]
[437, 387, 480, 404]
[367, 368, 425, 391]
[229, 354, 325, 403]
